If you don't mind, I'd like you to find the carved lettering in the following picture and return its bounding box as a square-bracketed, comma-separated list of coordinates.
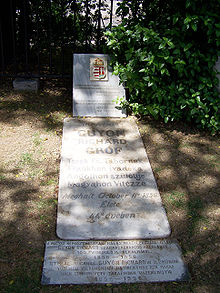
[78, 129, 125, 137]
[57, 118, 171, 241]
[100, 200, 120, 208]
[43, 240, 188, 284]
[68, 182, 112, 188]
[98, 192, 129, 199]
[88, 212, 137, 223]
[111, 173, 144, 180]
[86, 146, 122, 154]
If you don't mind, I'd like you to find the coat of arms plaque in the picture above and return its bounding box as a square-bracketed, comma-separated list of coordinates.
[90, 57, 108, 81]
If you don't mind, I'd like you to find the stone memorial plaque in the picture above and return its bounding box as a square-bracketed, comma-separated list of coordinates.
[41, 239, 189, 284]
[57, 118, 170, 240]
[13, 78, 39, 92]
[73, 53, 126, 117]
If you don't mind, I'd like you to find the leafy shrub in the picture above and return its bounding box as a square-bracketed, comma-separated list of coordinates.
[106, 0, 220, 133]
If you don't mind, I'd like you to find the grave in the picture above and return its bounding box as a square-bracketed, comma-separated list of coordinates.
[73, 54, 126, 117]
[13, 78, 39, 92]
[41, 53, 189, 285]
[56, 118, 171, 240]
[41, 239, 189, 284]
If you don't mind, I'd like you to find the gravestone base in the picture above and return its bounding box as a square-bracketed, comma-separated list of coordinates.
[13, 78, 39, 92]
[41, 239, 190, 285]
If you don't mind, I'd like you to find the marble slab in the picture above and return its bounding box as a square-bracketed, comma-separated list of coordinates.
[56, 118, 171, 240]
[13, 78, 39, 92]
[73, 54, 126, 117]
[41, 239, 189, 284]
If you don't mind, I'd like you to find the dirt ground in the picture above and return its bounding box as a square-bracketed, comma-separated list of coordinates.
[0, 79, 219, 293]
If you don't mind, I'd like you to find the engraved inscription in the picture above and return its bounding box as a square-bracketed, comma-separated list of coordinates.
[73, 54, 125, 117]
[57, 118, 170, 239]
[41, 240, 190, 284]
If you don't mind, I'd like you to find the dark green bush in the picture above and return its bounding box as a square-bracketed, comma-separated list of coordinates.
[106, 0, 220, 133]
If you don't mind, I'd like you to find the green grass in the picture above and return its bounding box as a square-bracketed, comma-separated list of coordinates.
[37, 198, 57, 210]
[207, 155, 220, 171]
[40, 178, 57, 186]
[28, 168, 44, 179]
[166, 191, 186, 208]
[20, 152, 34, 166]
[187, 198, 209, 234]
[0, 174, 6, 180]
[179, 143, 191, 148]
[154, 166, 165, 173]
[33, 132, 43, 147]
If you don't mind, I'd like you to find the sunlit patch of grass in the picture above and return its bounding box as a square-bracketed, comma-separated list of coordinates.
[40, 178, 57, 186]
[179, 142, 191, 148]
[33, 132, 43, 147]
[19, 152, 34, 166]
[187, 198, 209, 235]
[206, 155, 220, 171]
[166, 191, 187, 208]
[154, 166, 165, 173]
[16, 150, 47, 179]
[53, 111, 66, 121]
[166, 192, 209, 233]
[37, 197, 57, 210]
[35, 197, 57, 231]
[28, 169, 44, 179]
[40, 214, 49, 224]
[0, 171, 6, 181]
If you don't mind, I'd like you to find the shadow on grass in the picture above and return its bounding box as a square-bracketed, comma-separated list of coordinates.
[0, 78, 72, 131]
[139, 117, 220, 291]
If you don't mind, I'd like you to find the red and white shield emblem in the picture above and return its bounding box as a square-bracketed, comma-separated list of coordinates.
[90, 57, 108, 81]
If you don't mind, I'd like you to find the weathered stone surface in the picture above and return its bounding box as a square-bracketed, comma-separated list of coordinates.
[73, 54, 126, 117]
[13, 78, 39, 91]
[41, 239, 189, 284]
[56, 117, 170, 240]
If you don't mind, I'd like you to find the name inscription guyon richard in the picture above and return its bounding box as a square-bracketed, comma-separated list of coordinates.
[56, 118, 170, 240]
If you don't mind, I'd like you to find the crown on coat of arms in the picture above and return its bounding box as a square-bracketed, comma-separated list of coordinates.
[93, 58, 104, 66]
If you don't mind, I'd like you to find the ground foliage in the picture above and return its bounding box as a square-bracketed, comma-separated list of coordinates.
[106, 0, 220, 133]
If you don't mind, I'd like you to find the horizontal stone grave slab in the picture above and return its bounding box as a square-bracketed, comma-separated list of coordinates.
[41, 239, 189, 284]
[13, 78, 39, 92]
[57, 118, 170, 240]
[73, 54, 126, 117]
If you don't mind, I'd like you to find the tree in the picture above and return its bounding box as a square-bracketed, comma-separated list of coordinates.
[106, 0, 220, 133]
[0, 0, 16, 69]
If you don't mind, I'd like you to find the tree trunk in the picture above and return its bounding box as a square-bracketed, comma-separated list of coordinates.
[0, 0, 16, 69]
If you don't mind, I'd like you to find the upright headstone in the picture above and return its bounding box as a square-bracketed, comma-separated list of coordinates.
[73, 54, 126, 117]
[56, 118, 171, 240]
